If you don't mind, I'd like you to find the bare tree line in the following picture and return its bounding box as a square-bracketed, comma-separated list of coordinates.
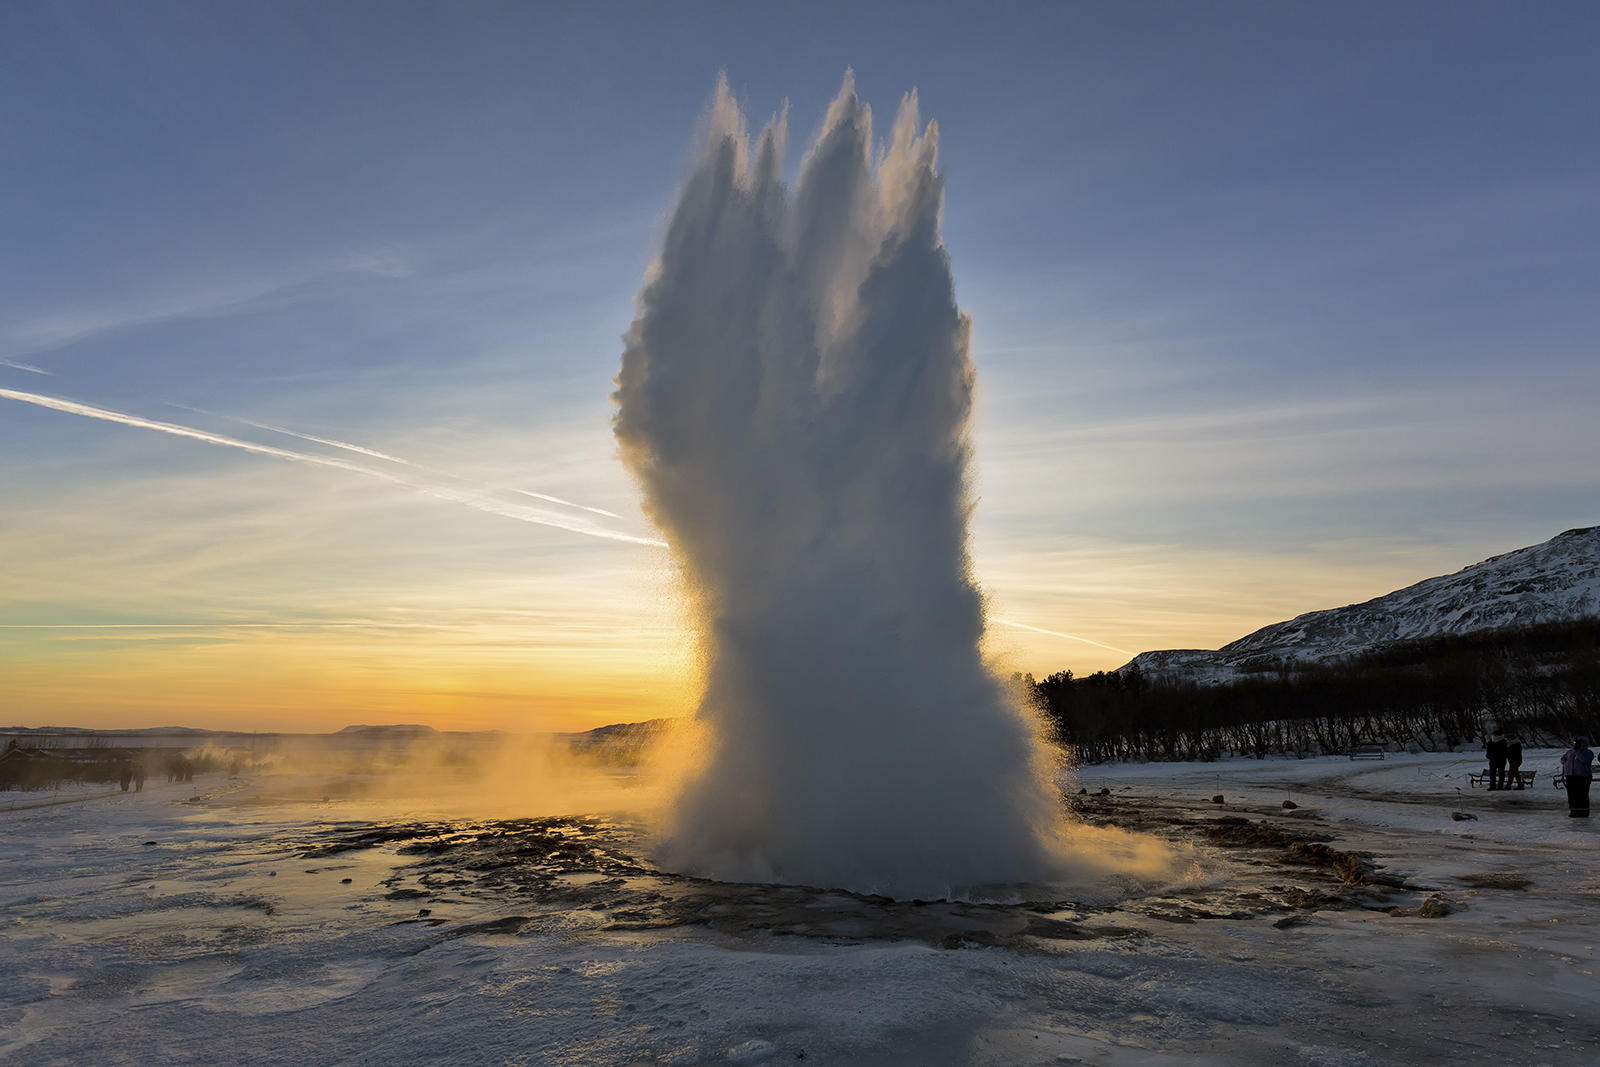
[1029, 620, 1600, 763]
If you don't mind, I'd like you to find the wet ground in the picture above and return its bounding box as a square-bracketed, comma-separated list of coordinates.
[279, 798, 1436, 953]
[3, 752, 1598, 1066]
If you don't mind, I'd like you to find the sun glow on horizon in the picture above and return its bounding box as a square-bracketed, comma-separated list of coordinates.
[0, 617, 698, 733]
[0, 522, 1513, 733]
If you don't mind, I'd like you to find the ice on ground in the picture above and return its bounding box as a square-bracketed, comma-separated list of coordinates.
[2, 754, 1597, 1065]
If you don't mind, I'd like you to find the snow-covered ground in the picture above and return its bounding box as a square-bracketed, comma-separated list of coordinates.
[2, 751, 1596, 1066]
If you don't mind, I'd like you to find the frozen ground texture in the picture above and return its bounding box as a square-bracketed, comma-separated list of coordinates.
[1126, 525, 1600, 682]
[2, 752, 1597, 1066]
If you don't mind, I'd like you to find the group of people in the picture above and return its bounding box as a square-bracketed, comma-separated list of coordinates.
[1483, 731, 1526, 790]
[1488, 732, 1593, 817]
[117, 760, 147, 792]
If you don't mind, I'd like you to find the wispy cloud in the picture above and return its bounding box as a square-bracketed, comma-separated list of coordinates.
[0, 388, 663, 547]
[168, 403, 430, 468]
[171, 403, 624, 518]
[991, 616, 1131, 655]
[507, 487, 619, 518]
[3, 247, 423, 360]
[1, 359, 51, 375]
[5, 279, 300, 358]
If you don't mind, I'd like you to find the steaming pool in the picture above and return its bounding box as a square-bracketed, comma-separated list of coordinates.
[2, 750, 1596, 1066]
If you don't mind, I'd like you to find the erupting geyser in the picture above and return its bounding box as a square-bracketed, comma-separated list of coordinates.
[614, 75, 1068, 898]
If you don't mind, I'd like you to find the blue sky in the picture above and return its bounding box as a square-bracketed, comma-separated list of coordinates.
[3, 2, 1597, 729]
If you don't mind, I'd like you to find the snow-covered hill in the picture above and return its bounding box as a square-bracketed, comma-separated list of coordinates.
[336, 724, 440, 736]
[1120, 526, 1600, 684]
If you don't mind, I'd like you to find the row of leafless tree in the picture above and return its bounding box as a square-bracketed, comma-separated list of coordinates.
[1029, 620, 1600, 763]
[0, 740, 243, 791]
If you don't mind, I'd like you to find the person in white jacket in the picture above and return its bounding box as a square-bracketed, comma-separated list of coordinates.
[1558, 738, 1594, 818]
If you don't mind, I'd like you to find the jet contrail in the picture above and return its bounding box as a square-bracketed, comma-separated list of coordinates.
[170, 403, 623, 518]
[5, 388, 389, 474]
[0, 387, 663, 547]
[991, 617, 1131, 655]
[507, 486, 620, 518]
[1, 359, 50, 374]
[172, 404, 429, 468]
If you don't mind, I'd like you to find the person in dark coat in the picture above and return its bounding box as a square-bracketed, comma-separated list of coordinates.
[1559, 738, 1594, 817]
[1485, 732, 1508, 790]
[1505, 735, 1525, 789]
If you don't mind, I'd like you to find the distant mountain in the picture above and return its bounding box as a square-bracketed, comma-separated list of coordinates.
[1120, 526, 1600, 685]
[564, 718, 675, 748]
[562, 719, 676, 765]
[336, 724, 440, 736]
[0, 726, 225, 736]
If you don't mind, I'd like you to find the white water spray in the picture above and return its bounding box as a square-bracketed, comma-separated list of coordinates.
[615, 76, 1097, 897]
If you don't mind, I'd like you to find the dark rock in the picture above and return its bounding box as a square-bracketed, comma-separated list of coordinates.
[1459, 872, 1531, 890]
[1282, 801, 1298, 810]
[1283, 887, 1333, 910]
[418, 908, 432, 917]
[1389, 895, 1455, 919]
[1023, 917, 1109, 941]
[941, 930, 1003, 950]
[1211, 795, 1225, 804]
[1417, 896, 1453, 918]
[340, 877, 353, 884]
[435, 916, 531, 938]
[142, 840, 158, 846]
[1281, 840, 1405, 888]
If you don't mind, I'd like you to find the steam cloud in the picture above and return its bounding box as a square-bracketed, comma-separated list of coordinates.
[615, 76, 1075, 897]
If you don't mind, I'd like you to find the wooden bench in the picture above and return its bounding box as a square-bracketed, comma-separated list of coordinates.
[1348, 745, 1385, 760]
[1466, 769, 1538, 788]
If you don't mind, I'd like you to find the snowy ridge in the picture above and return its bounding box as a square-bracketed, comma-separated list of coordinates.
[562, 718, 674, 752]
[335, 724, 440, 736]
[1120, 526, 1600, 684]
